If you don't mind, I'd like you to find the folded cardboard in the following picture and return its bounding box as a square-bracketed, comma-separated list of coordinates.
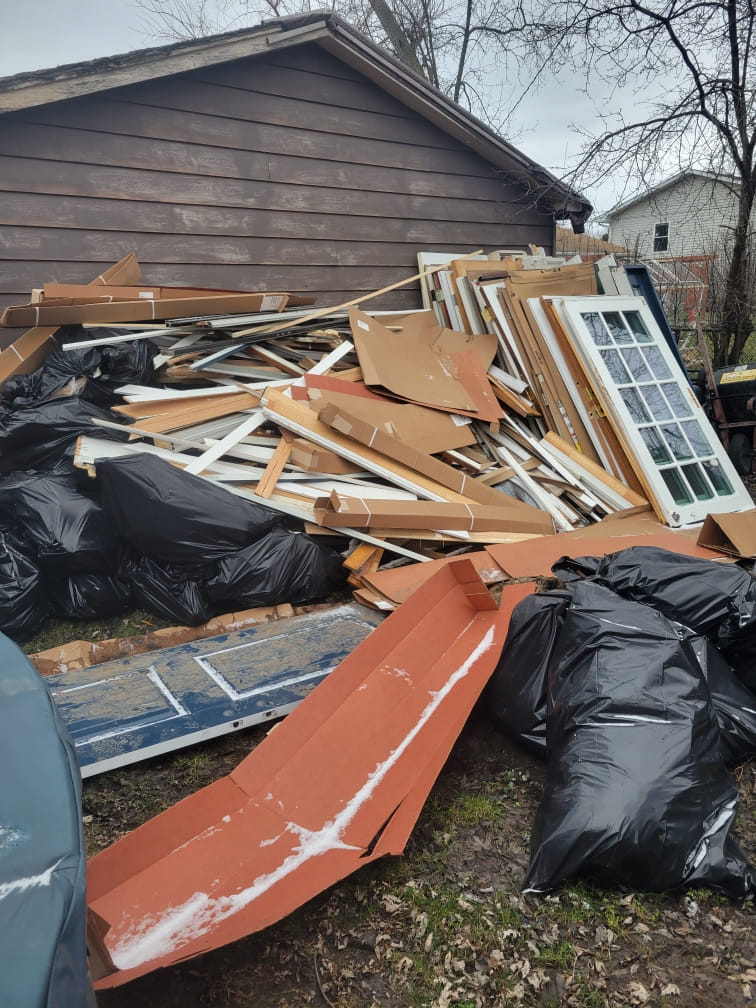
[316, 400, 555, 533]
[697, 509, 756, 559]
[312, 490, 540, 532]
[303, 385, 477, 454]
[1, 292, 295, 327]
[0, 253, 142, 387]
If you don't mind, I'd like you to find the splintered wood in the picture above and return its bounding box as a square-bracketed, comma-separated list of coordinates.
[4, 248, 748, 611]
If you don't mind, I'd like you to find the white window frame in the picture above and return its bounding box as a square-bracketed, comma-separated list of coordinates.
[548, 295, 754, 526]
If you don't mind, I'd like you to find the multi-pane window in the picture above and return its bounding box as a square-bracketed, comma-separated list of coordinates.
[551, 296, 753, 525]
[653, 222, 669, 252]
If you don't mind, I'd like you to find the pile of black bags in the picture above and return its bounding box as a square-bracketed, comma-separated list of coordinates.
[0, 329, 346, 642]
[486, 545, 756, 899]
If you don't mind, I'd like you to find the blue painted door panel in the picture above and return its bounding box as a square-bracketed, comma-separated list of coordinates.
[46, 604, 383, 778]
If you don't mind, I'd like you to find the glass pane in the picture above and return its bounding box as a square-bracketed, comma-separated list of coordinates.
[705, 460, 735, 496]
[641, 345, 672, 379]
[600, 349, 632, 383]
[621, 346, 652, 381]
[661, 423, 693, 460]
[661, 383, 693, 417]
[581, 312, 612, 346]
[641, 385, 672, 420]
[661, 468, 694, 505]
[625, 311, 653, 343]
[682, 464, 714, 501]
[604, 312, 632, 344]
[681, 419, 714, 456]
[641, 426, 672, 464]
[620, 388, 651, 423]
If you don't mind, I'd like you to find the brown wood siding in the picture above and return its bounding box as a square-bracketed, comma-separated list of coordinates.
[0, 43, 555, 343]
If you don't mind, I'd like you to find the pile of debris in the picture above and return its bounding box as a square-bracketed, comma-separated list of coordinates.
[2, 247, 752, 644]
[1, 247, 756, 1000]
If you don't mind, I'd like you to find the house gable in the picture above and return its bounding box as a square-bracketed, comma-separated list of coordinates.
[605, 173, 739, 258]
[0, 16, 590, 334]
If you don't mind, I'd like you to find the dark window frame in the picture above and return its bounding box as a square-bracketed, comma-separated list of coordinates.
[653, 221, 670, 252]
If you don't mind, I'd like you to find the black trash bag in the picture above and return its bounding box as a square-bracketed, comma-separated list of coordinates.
[589, 546, 756, 691]
[97, 453, 281, 572]
[0, 472, 121, 573]
[128, 555, 214, 626]
[550, 554, 604, 583]
[523, 580, 756, 899]
[684, 626, 756, 768]
[0, 396, 132, 475]
[485, 591, 571, 757]
[52, 570, 132, 621]
[0, 531, 49, 643]
[207, 526, 346, 609]
[2, 330, 159, 407]
[98, 334, 158, 387]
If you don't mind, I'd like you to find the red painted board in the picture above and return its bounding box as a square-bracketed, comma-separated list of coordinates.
[89, 565, 530, 988]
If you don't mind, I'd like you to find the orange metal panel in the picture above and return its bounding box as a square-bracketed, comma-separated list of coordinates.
[88, 564, 532, 989]
[487, 525, 730, 578]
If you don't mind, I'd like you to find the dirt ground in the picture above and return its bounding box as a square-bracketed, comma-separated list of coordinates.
[52, 473, 756, 1008]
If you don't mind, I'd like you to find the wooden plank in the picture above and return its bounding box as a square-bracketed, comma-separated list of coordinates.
[255, 434, 294, 498]
[0, 158, 529, 228]
[541, 432, 649, 510]
[316, 399, 555, 531]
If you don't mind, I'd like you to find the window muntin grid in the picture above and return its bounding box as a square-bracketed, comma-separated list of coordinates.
[578, 306, 729, 507]
[553, 297, 752, 524]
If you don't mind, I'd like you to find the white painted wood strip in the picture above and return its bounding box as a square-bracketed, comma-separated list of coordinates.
[184, 411, 265, 476]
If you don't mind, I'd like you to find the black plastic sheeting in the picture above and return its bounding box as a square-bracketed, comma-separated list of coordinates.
[207, 526, 348, 609]
[522, 580, 756, 899]
[0, 473, 120, 573]
[0, 631, 94, 1008]
[97, 453, 283, 571]
[0, 344, 349, 644]
[0, 330, 157, 410]
[488, 580, 756, 771]
[0, 531, 48, 643]
[0, 397, 132, 476]
[576, 545, 756, 690]
[129, 556, 214, 627]
[52, 570, 133, 622]
[485, 591, 570, 757]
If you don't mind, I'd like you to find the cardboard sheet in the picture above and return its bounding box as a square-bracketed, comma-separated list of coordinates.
[487, 521, 732, 578]
[697, 509, 756, 558]
[350, 308, 502, 421]
[88, 565, 533, 988]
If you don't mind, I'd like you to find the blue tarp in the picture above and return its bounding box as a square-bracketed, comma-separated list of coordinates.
[0, 632, 93, 1008]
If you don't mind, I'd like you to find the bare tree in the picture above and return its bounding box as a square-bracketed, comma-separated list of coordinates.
[510, 0, 756, 367]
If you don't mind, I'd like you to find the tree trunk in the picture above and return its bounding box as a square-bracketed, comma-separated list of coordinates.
[719, 181, 755, 367]
[367, 0, 426, 79]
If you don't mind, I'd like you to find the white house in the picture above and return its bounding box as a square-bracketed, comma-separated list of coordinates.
[602, 171, 741, 259]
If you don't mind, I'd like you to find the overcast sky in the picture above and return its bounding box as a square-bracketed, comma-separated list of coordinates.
[0, 0, 623, 221]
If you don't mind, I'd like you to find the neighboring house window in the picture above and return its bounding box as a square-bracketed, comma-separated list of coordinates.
[653, 222, 669, 252]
